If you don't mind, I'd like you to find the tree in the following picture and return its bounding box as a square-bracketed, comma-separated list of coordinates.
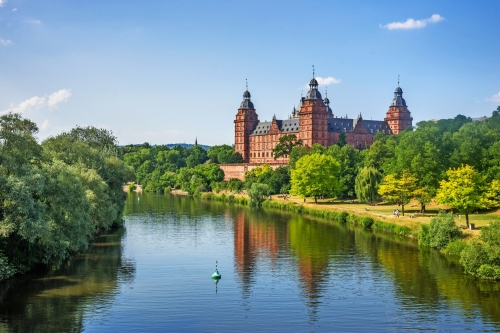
[207, 144, 243, 164]
[327, 144, 362, 198]
[288, 145, 310, 169]
[337, 132, 347, 147]
[378, 171, 418, 216]
[436, 165, 487, 227]
[290, 153, 341, 203]
[355, 167, 382, 204]
[273, 134, 302, 159]
[247, 183, 270, 207]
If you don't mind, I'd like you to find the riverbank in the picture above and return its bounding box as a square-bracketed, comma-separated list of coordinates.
[197, 191, 500, 238]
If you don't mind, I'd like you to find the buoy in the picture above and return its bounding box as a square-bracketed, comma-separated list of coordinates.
[212, 260, 221, 279]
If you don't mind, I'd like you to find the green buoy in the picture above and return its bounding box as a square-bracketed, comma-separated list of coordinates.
[212, 260, 221, 279]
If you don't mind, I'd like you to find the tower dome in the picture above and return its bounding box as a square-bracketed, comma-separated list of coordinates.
[240, 80, 254, 109]
[391, 86, 406, 106]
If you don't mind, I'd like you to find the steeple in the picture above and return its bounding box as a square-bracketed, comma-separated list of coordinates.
[240, 79, 255, 109]
[195, 137, 198, 146]
[305, 65, 322, 99]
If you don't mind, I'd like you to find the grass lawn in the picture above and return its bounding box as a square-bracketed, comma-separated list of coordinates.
[269, 195, 500, 237]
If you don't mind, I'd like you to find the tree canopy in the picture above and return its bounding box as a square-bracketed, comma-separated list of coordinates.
[290, 153, 341, 203]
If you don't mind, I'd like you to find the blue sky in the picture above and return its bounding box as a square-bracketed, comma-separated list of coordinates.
[0, 0, 499, 145]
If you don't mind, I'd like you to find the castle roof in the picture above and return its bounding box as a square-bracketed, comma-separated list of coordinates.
[391, 86, 406, 107]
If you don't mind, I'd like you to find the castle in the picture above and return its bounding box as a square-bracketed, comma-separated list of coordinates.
[234, 73, 413, 164]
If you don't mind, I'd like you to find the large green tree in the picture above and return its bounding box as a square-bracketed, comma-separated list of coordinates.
[290, 153, 341, 203]
[378, 171, 418, 216]
[355, 167, 382, 204]
[436, 165, 489, 227]
[273, 134, 302, 159]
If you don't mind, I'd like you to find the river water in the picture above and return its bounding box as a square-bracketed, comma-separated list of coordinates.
[1, 193, 500, 332]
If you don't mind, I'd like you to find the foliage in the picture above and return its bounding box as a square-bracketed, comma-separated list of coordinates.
[337, 132, 347, 147]
[326, 144, 362, 198]
[378, 171, 418, 215]
[272, 134, 302, 159]
[290, 153, 341, 203]
[359, 217, 374, 228]
[247, 183, 270, 207]
[207, 144, 243, 164]
[418, 211, 462, 249]
[0, 114, 130, 280]
[460, 221, 500, 279]
[436, 165, 489, 226]
[355, 167, 382, 203]
[441, 240, 467, 256]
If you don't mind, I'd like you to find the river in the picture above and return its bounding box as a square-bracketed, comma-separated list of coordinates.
[1, 193, 500, 332]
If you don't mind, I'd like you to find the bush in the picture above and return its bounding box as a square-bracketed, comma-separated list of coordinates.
[418, 211, 462, 249]
[441, 240, 467, 256]
[418, 224, 431, 247]
[128, 183, 137, 191]
[360, 217, 374, 228]
[460, 240, 489, 275]
[164, 186, 171, 193]
[0, 251, 15, 280]
[477, 264, 500, 280]
[248, 183, 270, 207]
[338, 211, 349, 223]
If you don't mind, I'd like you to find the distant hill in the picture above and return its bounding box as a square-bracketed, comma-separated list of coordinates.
[118, 143, 210, 150]
[165, 143, 210, 150]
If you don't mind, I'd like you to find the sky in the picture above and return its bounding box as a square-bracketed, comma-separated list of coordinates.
[0, 0, 499, 146]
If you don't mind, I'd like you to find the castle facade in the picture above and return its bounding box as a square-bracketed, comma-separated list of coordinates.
[233, 74, 413, 164]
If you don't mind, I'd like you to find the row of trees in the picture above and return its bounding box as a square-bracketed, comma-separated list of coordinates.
[120, 144, 241, 195]
[0, 114, 131, 281]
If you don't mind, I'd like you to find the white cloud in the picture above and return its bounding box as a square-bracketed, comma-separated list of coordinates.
[486, 91, 500, 103]
[1, 89, 72, 115]
[3, 96, 46, 115]
[0, 38, 12, 46]
[48, 89, 72, 107]
[23, 18, 42, 25]
[316, 76, 341, 85]
[0, 0, 7, 8]
[12, 8, 17, 12]
[382, 14, 444, 30]
[41, 119, 50, 130]
[304, 76, 341, 89]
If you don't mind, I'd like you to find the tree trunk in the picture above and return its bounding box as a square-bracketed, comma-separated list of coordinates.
[465, 213, 469, 228]
[402, 202, 405, 216]
[314, 196, 317, 204]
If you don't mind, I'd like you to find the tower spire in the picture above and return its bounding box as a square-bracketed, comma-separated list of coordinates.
[312, 65, 315, 78]
[398, 75, 400, 87]
[246, 78, 248, 91]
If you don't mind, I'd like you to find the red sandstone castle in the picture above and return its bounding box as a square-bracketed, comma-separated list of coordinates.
[234, 74, 413, 164]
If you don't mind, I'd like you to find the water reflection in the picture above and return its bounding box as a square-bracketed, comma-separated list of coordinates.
[0, 227, 135, 332]
[2, 193, 500, 332]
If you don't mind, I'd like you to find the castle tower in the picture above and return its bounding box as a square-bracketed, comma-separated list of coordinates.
[384, 83, 413, 134]
[234, 84, 259, 162]
[299, 68, 329, 147]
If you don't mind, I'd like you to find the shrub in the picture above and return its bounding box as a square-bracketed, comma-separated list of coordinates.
[0, 251, 15, 280]
[418, 211, 462, 249]
[338, 211, 349, 223]
[418, 224, 431, 247]
[460, 240, 489, 275]
[248, 183, 270, 207]
[128, 183, 137, 191]
[164, 186, 171, 193]
[441, 240, 467, 256]
[477, 264, 500, 280]
[360, 217, 374, 228]
[228, 194, 235, 202]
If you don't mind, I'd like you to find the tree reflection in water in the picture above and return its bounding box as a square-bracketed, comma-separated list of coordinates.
[0, 227, 135, 332]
